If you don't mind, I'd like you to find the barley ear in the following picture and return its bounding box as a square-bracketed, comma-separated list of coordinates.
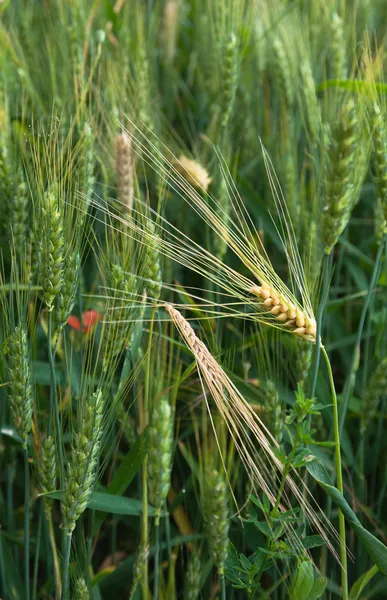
[61, 390, 104, 533]
[148, 397, 173, 525]
[116, 132, 134, 213]
[39, 190, 65, 310]
[360, 357, 387, 435]
[38, 435, 57, 514]
[74, 577, 89, 600]
[184, 552, 201, 600]
[9, 168, 29, 255]
[265, 379, 284, 444]
[321, 98, 359, 254]
[371, 103, 387, 223]
[143, 216, 162, 300]
[56, 250, 81, 333]
[221, 32, 238, 129]
[128, 543, 149, 600]
[201, 465, 229, 576]
[5, 326, 33, 449]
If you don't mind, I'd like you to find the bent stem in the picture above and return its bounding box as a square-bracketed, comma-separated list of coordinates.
[320, 344, 348, 600]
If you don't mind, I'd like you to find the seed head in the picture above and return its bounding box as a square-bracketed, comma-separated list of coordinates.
[61, 390, 104, 533]
[5, 326, 33, 448]
[148, 398, 173, 525]
[175, 156, 212, 192]
[202, 466, 229, 576]
[116, 132, 134, 213]
[39, 190, 65, 310]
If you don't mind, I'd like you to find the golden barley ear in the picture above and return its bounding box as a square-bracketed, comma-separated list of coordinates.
[164, 303, 339, 559]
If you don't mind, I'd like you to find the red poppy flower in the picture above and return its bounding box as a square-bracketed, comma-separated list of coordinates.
[67, 310, 103, 333]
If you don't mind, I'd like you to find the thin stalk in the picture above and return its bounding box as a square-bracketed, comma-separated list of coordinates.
[32, 505, 43, 600]
[311, 252, 333, 397]
[47, 312, 64, 477]
[141, 308, 156, 600]
[47, 509, 62, 599]
[272, 446, 297, 517]
[24, 448, 30, 600]
[339, 236, 385, 435]
[320, 344, 348, 600]
[153, 525, 160, 600]
[221, 576, 226, 600]
[164, 502, 172, 561]
[62, 533, 72, 600]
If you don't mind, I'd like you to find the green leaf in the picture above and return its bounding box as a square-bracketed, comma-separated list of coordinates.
[308, 577, 328, 600]
[0, 427, 24, 445]
[307, 462, 387, 575]
[104, 427, 148, 497]
[302, 535, 325, 550]
[289, 561, 314, 600]
[42, 490, 153, 516]
[349, 565, 379, 600]
[0, 534, 24, 599]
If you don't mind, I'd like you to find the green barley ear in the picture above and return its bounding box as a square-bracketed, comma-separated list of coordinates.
[38, 435, 57, 513]
[129, 543, 149, 600]
[265, 379, 284, 443]
[9, 168, 29, 255]
[5, 326, 33, 449]
[61, 389, 104, 533]
[74, 577, 89, 600]
[329, 12, 346, 80]
[371, 103, 387, 223]
[161, 0, 179, 65]
[115, 400, 136, 446]
[201, 465, 229, 576]
[102, 263, 138, 372]
[300, 58, 321, 144]
[143, 216, 162, 301]
[39, 190, 65, 310]
[272, 36, 294, 109]
[295, 338, 313, 385]
[213, 179, 230, 261]
[55, 250, 81, 333]
[148, 397, 173, 525]
[0, 136, 11, 234]
[221, 32, 238, 129]
[184, 552, 201, 600]
[321, 99, 360, 254]
[77, 123, 95, 223]
[375, 198, 387, 244]
[360, 357, 387, 435]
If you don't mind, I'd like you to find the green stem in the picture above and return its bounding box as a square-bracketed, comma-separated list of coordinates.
[47, 312, 64, 478]
[221, 575, 226, 600]
[153, 525, 160, 600]
[47, 508, 62, 598]
[24, 448, 30, 600]
[272, 446, 297, 517]
[32, 504, 43, 600]
[320, 344, 348, 600]
[339, 236, 385, 435]
[311, 252, 333, 397]
[62, 534, 72, 600]
[141, 309, 156, 600]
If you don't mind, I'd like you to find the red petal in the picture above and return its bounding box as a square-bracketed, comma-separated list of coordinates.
[82, 310, 103, 333]
[67, 315, 81, 331]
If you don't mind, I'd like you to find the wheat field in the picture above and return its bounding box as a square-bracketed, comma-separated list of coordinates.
[0, 1, 387, 599]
